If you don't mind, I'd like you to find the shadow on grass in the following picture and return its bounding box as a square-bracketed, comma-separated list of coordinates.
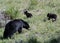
[0, 36, 3, 40]
[50, 38, 58, 43]
[45, 36, 60, 43]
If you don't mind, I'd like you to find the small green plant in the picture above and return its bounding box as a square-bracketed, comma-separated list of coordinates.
[5, 6, 19, 19]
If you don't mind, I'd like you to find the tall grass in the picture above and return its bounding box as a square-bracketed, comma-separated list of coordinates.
[27, 37, 40, 43]
[5, 6, 19, 19]
[0, 0, 60, 43]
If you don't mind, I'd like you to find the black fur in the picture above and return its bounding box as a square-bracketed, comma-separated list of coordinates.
[3, 19, 30, 39]
[47, 13, 57, 22]
[24, 11, 32, 18]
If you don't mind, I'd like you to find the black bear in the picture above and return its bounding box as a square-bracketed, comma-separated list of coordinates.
[24, 10, 32, 18]
[3, 19, 30, 39]
[47, 13, 57, 22]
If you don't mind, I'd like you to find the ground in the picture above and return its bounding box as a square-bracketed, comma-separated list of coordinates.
[0, 0, 60, 43]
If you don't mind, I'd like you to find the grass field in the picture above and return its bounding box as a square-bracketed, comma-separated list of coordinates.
[0, 0, 60, 43]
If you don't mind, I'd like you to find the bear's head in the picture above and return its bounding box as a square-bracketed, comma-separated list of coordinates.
[47, 13, 50, 17]
[24, 10, 28, 14]
[23, 21, 30, 30]
[19, 19, 30, 30]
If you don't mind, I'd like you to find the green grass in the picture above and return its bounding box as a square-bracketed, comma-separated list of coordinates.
[5, 6, 19, 19]
[0, 0, 60, 43]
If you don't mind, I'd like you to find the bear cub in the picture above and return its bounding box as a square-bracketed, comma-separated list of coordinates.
[47, 13, 57, 22]
[24, 10, 33, 18]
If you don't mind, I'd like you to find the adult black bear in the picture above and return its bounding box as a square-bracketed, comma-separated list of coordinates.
[3, 19, 30, 39]
[24, 11, 32, 18]
[47, 13, 57, 22]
